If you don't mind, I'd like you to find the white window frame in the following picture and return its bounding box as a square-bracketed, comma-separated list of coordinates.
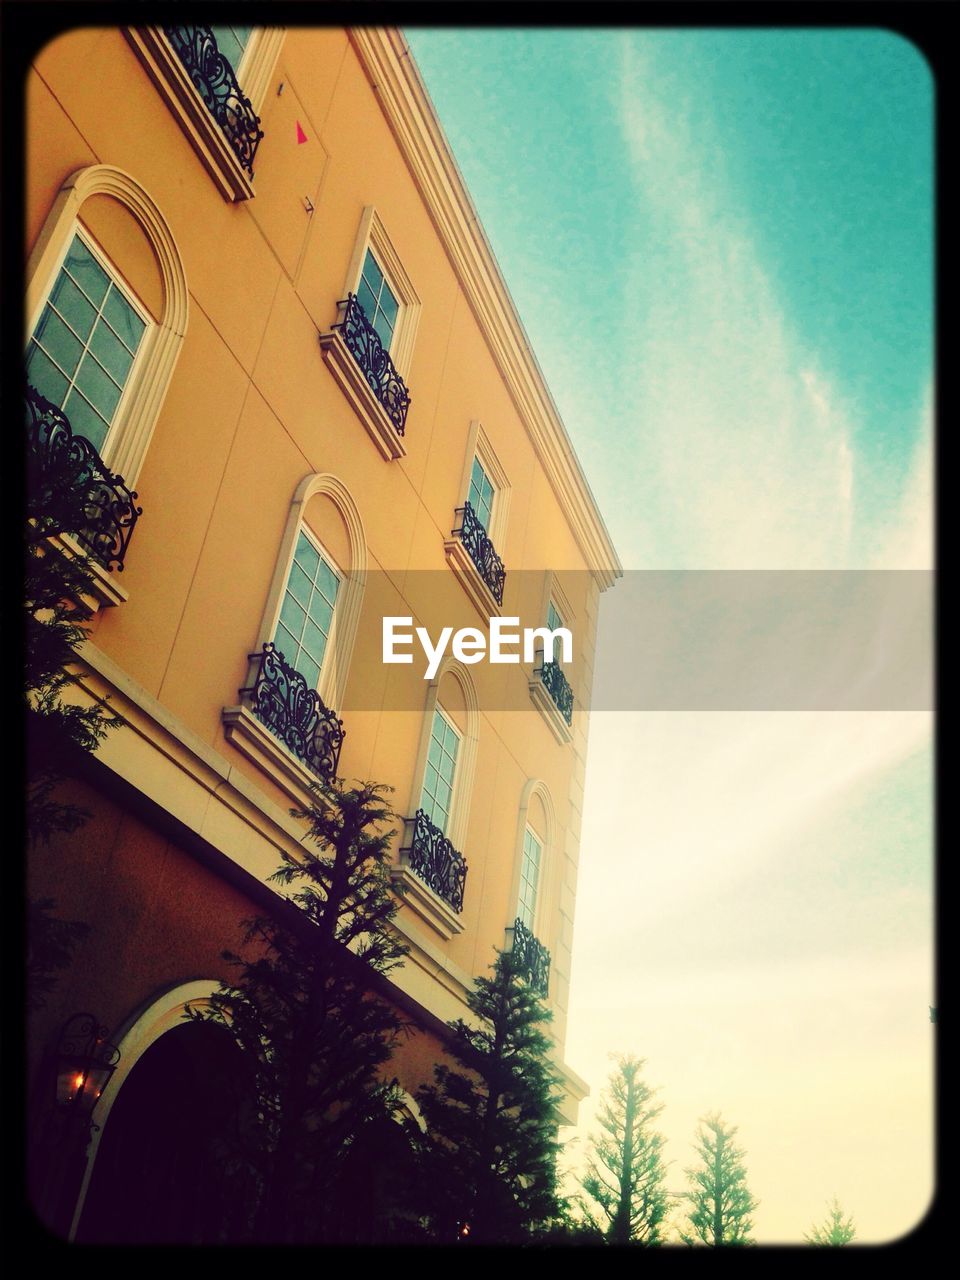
[222, 472, 367, 808]
[507, 778, 558, 951]
[124, 26, 285, 202]
[340, 207, 421, 379]
[418, 704, 462, 837]
[269, 524, 343, 700]
[457, 420, 511, 550]
[27, 222, 154, 465]
[517, 824, 544, 932]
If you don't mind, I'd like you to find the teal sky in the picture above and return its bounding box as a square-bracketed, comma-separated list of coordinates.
[406, 27, 934, 1243]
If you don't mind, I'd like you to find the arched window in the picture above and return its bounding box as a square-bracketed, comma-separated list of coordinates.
[222, 473, 367, 803]
[508, 780, 557, 997]
[394, 659, 479, 938]
[25, 166, 188, 596]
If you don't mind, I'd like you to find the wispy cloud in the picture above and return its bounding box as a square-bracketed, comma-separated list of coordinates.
[608, 36, 889, 572]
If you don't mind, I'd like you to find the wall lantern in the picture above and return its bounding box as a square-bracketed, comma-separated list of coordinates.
[54, 1013, 120, 1121]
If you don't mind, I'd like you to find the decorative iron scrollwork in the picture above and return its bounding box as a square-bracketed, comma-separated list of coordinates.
[242, 643, 345, 782]
[454, 502, 506, 605]
[511, 917, 550, 996]
[164, 25, 264, 176]
[405, 809, 468, 913]
[333, 294, 411, 436]
[538, 660, 573, 725]
[26, 385, 142, 573]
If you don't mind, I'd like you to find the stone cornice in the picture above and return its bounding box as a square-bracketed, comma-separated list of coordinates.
[349, 28, 623, 592]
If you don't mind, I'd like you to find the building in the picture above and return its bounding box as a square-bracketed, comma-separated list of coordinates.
[25, 22, 621, 1241]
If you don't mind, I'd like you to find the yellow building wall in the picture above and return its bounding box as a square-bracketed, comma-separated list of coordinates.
[26, 24, 615, 1098]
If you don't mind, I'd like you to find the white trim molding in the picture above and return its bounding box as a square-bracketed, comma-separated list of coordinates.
[26, 164, 189, 489]
[348, 28, 622, 591]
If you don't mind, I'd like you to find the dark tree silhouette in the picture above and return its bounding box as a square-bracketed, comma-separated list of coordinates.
[26, 419, 119, 1008]
[416, 947, 564, 1244]
[188, 779, 414, 1243]
[682, 1112, 758, 1246]
[579, 1054, 669, 1244]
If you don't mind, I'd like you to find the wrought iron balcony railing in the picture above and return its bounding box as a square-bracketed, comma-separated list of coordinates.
[332, 294, 411, 437]
[404, 809, 468, 913]
[164, 25, 263, 177]
[26, 385, 142, 573]
[241, 642, 345, 782]
[537, 659, 574, 725]
[511, 916, 550, 997]
[453, 502, 506, 605]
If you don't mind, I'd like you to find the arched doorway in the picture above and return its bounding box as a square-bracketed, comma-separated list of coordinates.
[75, 1019, 254, 1244]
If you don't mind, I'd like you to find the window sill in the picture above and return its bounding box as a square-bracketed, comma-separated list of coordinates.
[125, 27, 257, 203]
[391, 863, 465, 942]
[528, 672, 573, 745]
[318, 328, 408, 461]
[221, 703, 320, 809]
[52, 531, 130, 611]
[443, 537, 503, 623]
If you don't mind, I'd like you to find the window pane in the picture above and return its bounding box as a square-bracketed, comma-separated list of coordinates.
[34, 309, 84, 378]
[361, 250, 384, 294]
[210, 25, 251, 71]
[103, 290, 146, 353]
[303, 620, 328, 671]
[90, 318, 135, 385]
[370, 311, 394, 351]
[64, 238, 109, 307]
[294, 532, 319, 580]
[315, 560, 340, 605]
[274, 623, 298, 664]
[279, 593, 307, 642]
[307, 595, 333, 639]
[379, 284, 399, 331]
[26, 345, 69, 407]
[287, 562, 312, 608]
[356, 279, 378, 324]
[427, 735, 443, 769]
[423, 763, 440, 804]
[62, 390, 109, 453]
[75, 354, 122, 420]
[51, 275, 97, 341]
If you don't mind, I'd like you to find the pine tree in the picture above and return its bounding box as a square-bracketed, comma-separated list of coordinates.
[579, 1055, 669, 1244]
[805, 1197, 857, 1245]
[188, 779, 413, 1243]
[681, 1112, 758, 1246]
[25, 407, 120, 1008]
[416, 947, 565, 1244]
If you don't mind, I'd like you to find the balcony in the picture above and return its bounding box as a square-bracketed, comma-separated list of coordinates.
[225, 643, 345, 798]
[393, 809, 468, 940]
[26, 385, 142, 604]
[319, 294, 411, 460]
[528, 656, 574, 746]
[510, 916, 550, 997]
[163, 26, 263, 177]
[538, 660, 573, 725]
[443, 500, 506, 621]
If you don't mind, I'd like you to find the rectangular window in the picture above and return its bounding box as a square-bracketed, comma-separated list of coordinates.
[356, 249, 400, 351]
[209, 25, 253, 73]
[26, 232, 148, 455]
[419, 707, 461, 835]
[518, 828, 542, 929]
[468, 456, 495, 532]
[273, 530, 341, 692]
[546, 601, 565, 662]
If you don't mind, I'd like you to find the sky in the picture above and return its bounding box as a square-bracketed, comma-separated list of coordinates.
[405, 26, 934, 1244]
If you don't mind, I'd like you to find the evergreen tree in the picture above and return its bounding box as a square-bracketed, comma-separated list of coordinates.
[805, 1197, 857, 1245]
[579, 1054, 669, 1244]
[188, 779, 413, 1244]
[416, 947, 565, 1244]
[25, 405, 119, 1008]
[681, 1112, 758, 1246]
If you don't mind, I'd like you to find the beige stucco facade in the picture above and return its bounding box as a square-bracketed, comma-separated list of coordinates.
[26, 23, 621, 1234]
